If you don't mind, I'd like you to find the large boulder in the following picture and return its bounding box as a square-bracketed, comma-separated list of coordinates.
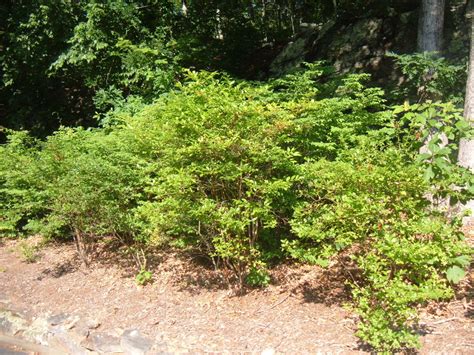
[269, 11, 418, 84]
[268, 0, 469, 84]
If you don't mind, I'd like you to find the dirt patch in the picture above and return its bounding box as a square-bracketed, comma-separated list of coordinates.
[0, 236, 472, 353]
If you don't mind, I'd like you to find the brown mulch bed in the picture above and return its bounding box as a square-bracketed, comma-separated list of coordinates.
[0, 235, 472, 354]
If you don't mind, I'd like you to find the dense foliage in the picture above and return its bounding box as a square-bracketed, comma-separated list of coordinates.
[1, 0, 432, 137]
[1, 0, 473, 352]
[1, 66, 472, 351]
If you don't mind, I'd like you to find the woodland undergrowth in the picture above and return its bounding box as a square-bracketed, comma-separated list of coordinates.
[1, 64, 473, 352]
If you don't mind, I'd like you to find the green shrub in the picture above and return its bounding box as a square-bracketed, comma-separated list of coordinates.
[135, 267, 153, 286]
[18, 240, 40, 263]
[127, 68, 386, 285]
[392, 101, 474, 206]
[43, 128, 145, 263]
[130, 71, 300, 285]
[1, 66, 472, 352]
[285, 101, 473, 351]
[245, 262, 271, 287]
[388, 52, 466, 104]
[0, 126, 146, 264]
[0, 130, 46, 237]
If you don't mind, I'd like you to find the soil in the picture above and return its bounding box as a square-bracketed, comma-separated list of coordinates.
[0, 234, 473, 354]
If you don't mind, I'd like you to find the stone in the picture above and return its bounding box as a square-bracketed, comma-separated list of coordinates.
[0, 310, 29, 336]
[64, 315, 80, 330]
[81, 332, 122, 353]
[47, 313, 69, 326]
[269, 37, 308, 76]
[22, 317, 50, 345]
[0, 316, 13, 333]
[49, 329, 91, 355]
[85, 319, 101, 330]
[120, 329, 152, 355]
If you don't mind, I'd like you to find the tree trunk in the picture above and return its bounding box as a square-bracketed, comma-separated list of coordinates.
[417, 0, 446, 141]
[417, 0, 445, 53]
[458, 1, 474, 224]
[417, 0, 448, 209]
[181, 0, 187, 16]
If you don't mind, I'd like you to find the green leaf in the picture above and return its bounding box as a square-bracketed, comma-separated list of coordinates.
[453, 255, 471, 268]
[446, 265, 465, 284]
[423, 166, 434, 181]
[315, 258, 330, 268]
[417, 153, 432, 161]
[455, 120, 469, 131]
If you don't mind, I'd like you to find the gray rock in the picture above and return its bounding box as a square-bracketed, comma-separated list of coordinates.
[85, 319, 101, 330]
[22, 317, 50, 345]
[0, 316, 13, 333]
[47, 313, 69, 326]
[120, 329, 152, 355]
[0, 310, 29, 336]
[81, 332, 122, 353]
[269, 37, 308, 76]
[49, 329, 91, 355]
[47, 313, 80, 329]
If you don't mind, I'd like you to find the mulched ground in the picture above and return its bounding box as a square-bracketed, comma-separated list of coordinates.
[0, 235, 472, 354]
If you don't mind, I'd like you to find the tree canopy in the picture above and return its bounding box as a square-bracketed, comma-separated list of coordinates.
[2, 0, 443, 136]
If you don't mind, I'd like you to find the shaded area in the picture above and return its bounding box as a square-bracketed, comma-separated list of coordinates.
[38, 259, 79, 280]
